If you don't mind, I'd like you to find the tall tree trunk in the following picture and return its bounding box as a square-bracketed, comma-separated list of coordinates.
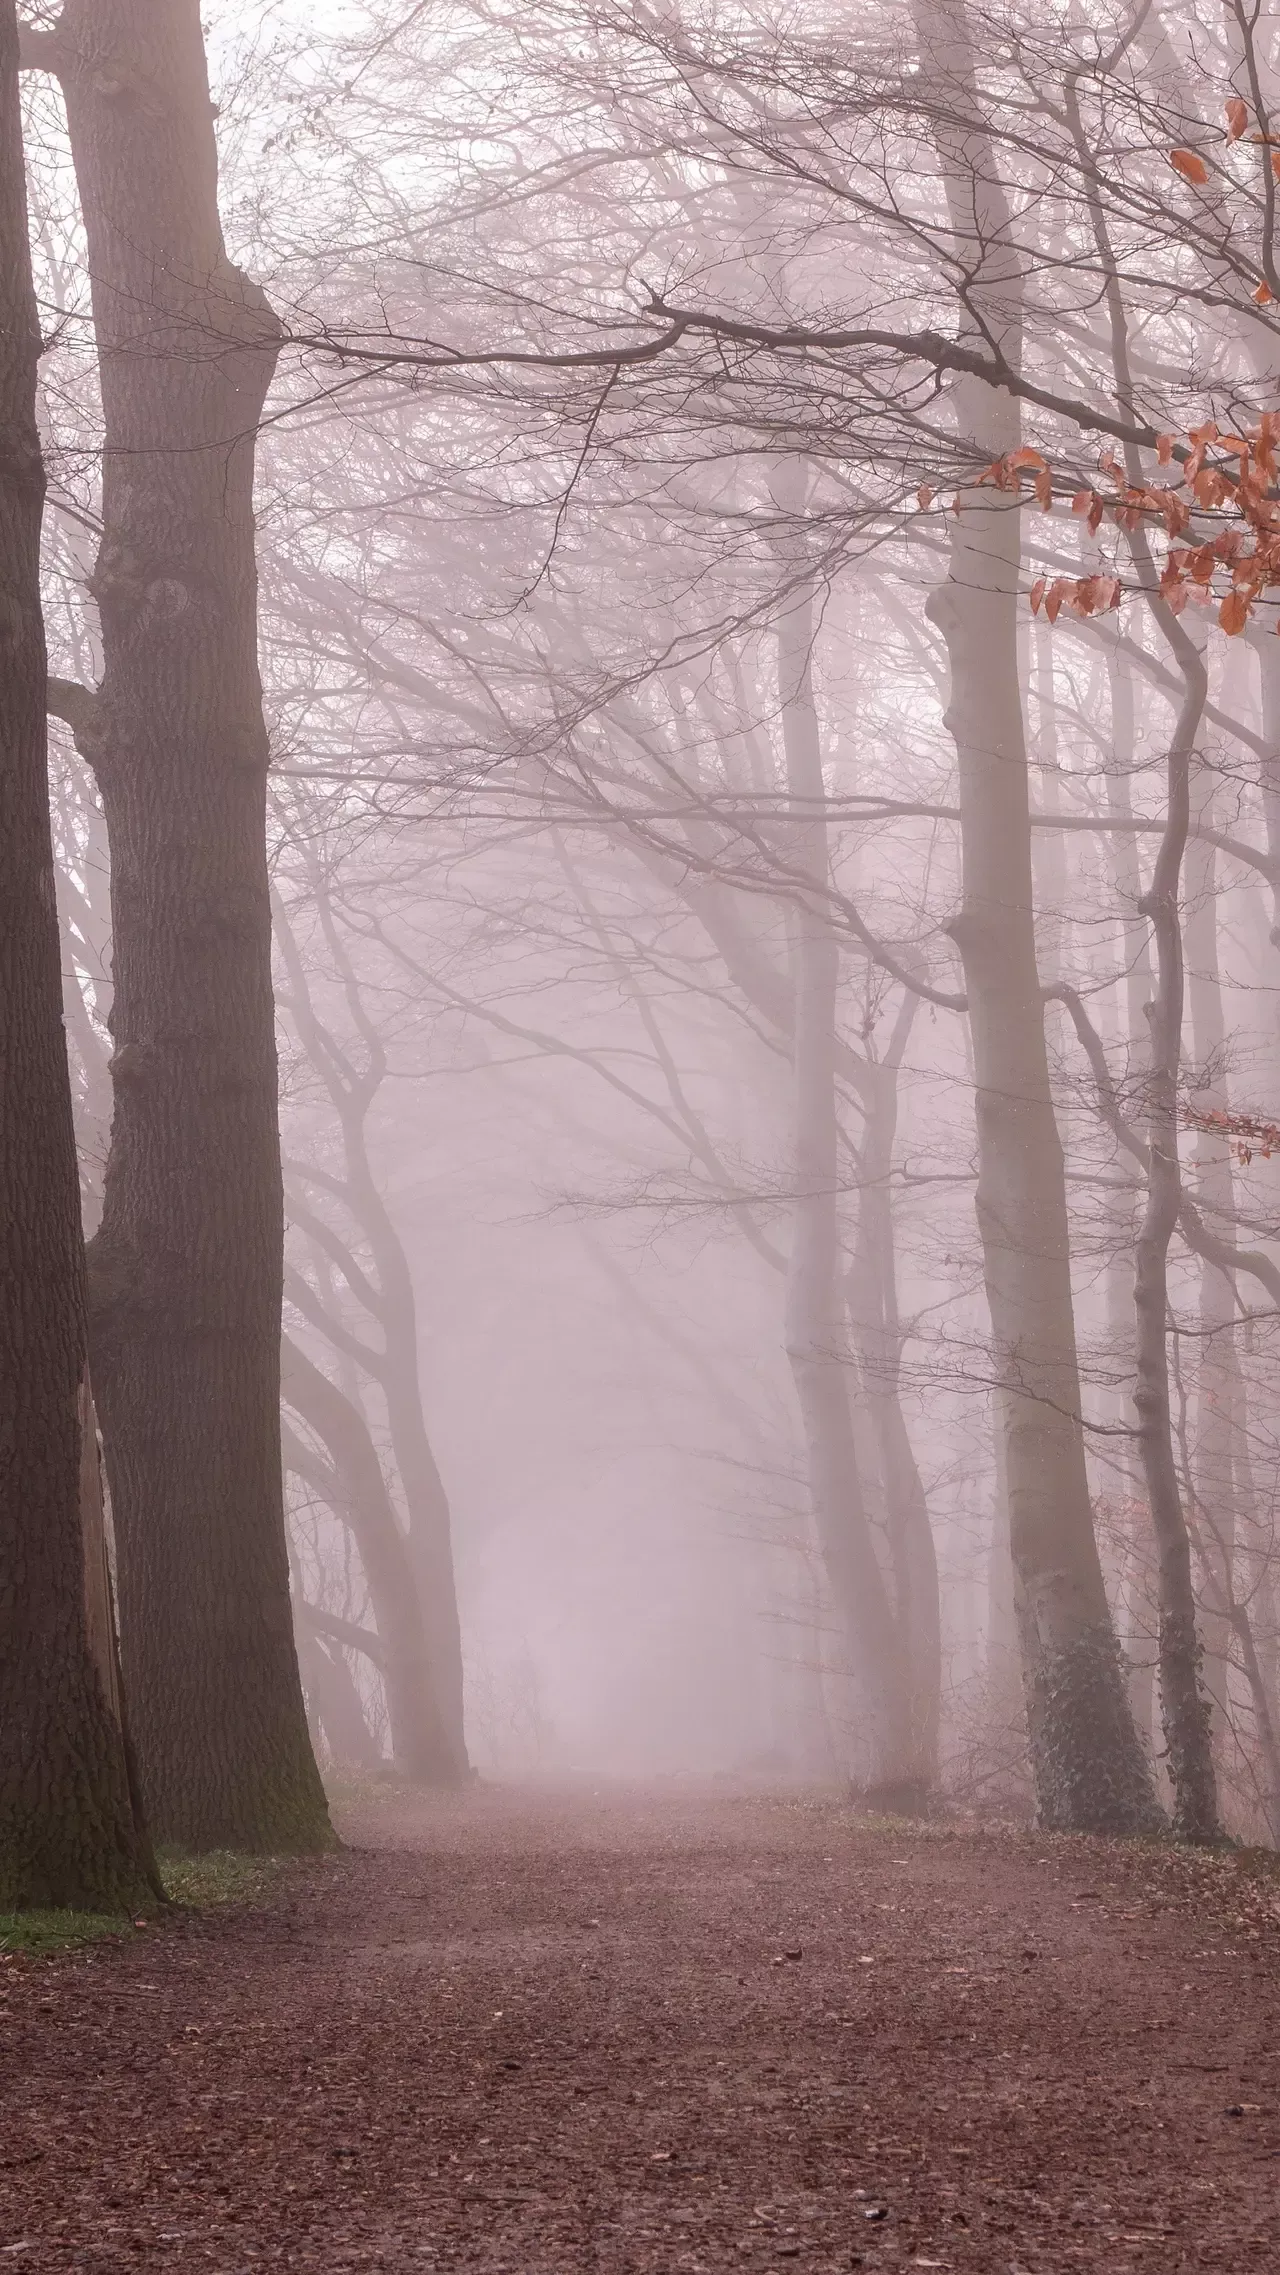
[0, 0, 157, 1909]
[280, 1344, 456, 1780]
[916, 0, 1157, 1831]
[1184, 773, 1238, 1769]
[1131, 626, 1220, 1840]
[1101, 629, 1159, 1754]
[773, 480, 921, 1799]
[274, 890, 469, 1776]
[25, 2, 331, 1849]
[294, 1623, 383, 1775]
[845, 992, 941, 1793]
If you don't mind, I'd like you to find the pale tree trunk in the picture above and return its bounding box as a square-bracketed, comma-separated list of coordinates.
[23, 3, 331, 1849]
[292, 1620, 382, 1775]
[1226, 1386, 1280, 1841]
[985, 1401, 1020, 1710]
[280, 1344, 456, 1780]
[772, 477, 923, 1799]
[1252, 638, 1280, 958]
[1131, 622, 1220, 1840]
[915, 0, 1157, 1830]
[274, 891, 468, 1775]
[844, 991, 941, 1793]
[0, 0, 157, 1908]
[1029, 622, 1069, 986]
[1184, 772, 1238, 1769]
[1101, 630, 1159, 1755]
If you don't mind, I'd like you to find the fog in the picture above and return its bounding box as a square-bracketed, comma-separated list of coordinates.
[13, 0, 1280, 1870]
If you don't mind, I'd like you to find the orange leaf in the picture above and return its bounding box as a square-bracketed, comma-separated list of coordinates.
[917, 484, 934, 509]
[1007, 447, 1047, 470]
[1156, 433, 1175, 464]
[1034, 468, 1053, 511]
[1256, 280, 1275, 305]
[1088, 494, 1105, 533]
[1227, 97, 1249, 141]
[1029, 577, 1047, 614]
[1220, 590, 1251, 634]
[1171, 147, 1209, 184]
[1272, 149, 1280, 180]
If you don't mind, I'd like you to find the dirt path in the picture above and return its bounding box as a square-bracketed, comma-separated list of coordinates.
[2, 1784, 1279, 2272]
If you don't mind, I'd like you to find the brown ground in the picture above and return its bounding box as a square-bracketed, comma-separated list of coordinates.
[2, 1782, 1279, 2273]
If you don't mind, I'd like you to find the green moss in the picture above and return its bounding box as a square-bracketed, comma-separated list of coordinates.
[156, 1847, 285, 1908]
[0, 1909, 131, 1956]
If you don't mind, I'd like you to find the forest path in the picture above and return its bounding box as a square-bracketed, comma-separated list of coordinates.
[2, 1782, 1279, 2272]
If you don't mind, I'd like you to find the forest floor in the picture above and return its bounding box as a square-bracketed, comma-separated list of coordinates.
[2, 1782, 1279, 2273]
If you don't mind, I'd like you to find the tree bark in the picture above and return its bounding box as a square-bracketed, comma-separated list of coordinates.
[293, 1621, 383, 1774]
[1131, 624, 1220, 1841]
[1184, 772, 1238, 1770]
[844, 992, 941, 1793]
[772, 483, 923, 1799]
[275, 891, 469, 1776]
[916, 0, 1158, 1831]
[28, 1, 332, 1849]
[0, 0, 157, 1909]
[280, 1344, 456, 1781]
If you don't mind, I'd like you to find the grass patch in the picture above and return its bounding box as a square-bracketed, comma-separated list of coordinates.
[0, 1852, 289, 1963]
[157, 1848, 285, 1909]
[0, 1909, 130, 1957]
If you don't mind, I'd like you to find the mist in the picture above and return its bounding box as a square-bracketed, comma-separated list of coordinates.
[10, 6, 1280, 2269]
[10, 0, 1280, 1845]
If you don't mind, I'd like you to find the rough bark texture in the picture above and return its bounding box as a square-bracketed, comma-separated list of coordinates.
[40, 0, 331, 1850]
[916, 0, 1158, 1833]
[0, 0, 155, 1911]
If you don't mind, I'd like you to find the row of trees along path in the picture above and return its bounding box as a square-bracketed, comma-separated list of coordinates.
[10, 0, 1280, 1900]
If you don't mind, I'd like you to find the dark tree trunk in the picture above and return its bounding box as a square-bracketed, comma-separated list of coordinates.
[0, 0, 156, 1910]
[28, 1, 331, 1850]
